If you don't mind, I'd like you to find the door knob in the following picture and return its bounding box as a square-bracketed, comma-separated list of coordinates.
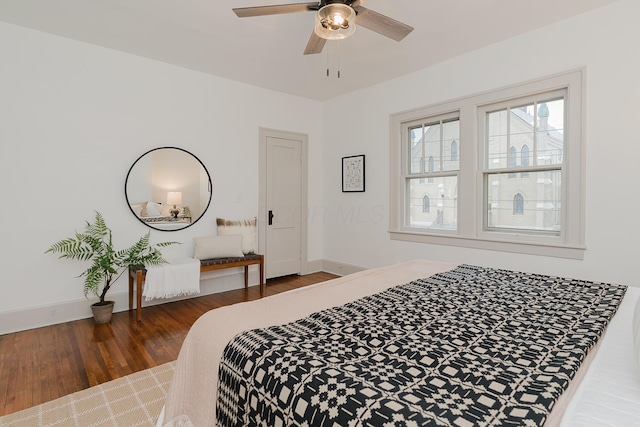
[268, 210, 274, 225]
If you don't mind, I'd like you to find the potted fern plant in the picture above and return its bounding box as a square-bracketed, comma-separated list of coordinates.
[46, 211, 179, 323]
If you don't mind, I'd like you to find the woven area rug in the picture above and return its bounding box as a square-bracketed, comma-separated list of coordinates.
[0, 362, 175, 427]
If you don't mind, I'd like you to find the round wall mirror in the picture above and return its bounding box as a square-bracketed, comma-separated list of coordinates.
[125, 147, 212, 231]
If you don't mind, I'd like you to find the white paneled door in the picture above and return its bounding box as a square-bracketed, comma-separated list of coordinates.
[262, 130, 307, 279]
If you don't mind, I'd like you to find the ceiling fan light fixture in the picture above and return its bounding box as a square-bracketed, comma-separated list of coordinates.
[314, 3, 356, 40]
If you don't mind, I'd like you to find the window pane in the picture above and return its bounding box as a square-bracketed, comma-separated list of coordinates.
[442, 119, 460, 171]
[424, 121, 441, 172]
[409, 118, 459, 176]
[407, 176, 457, 230]
[487, 109, 508, 169]
[409, 125, 423, 174]
[511, 103, 535, 157]
[487, 99, 564, 170]
[486, 170, 561, 233]
[537, 99, 564, 166]
[521, 145, 530, 166]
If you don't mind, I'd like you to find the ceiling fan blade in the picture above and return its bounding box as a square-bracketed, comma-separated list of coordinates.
[353, 5, 413, 42]
[233, 2, 318, 18]
[303, 30, 326, 55]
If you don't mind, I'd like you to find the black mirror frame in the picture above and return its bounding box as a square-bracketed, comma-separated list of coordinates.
[124, 146, 212, 232]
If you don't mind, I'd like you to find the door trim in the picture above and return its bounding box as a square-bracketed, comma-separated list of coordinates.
[258, 128, 309, 276]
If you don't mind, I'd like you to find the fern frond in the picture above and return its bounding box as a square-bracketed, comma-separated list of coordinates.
[156, 241, 181, 247]
[46, 238, 82, 254]
[83, 265, 103, 298]
[85, 211, 109, 238]
[144, 255, 168, 266]
[133, 233, 151, 253]
[48, 211, 180, 302]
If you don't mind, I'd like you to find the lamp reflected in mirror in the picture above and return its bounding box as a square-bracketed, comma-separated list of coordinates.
[167, 191, 182, 219]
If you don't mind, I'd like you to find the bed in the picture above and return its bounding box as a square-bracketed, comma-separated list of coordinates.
[158, 260, 640, 426]
[129, 201, 191, 230]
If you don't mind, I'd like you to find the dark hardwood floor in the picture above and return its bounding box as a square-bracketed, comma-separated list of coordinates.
[0, 272, 338, 416]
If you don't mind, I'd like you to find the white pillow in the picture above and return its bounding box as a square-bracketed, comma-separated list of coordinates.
[217, 217, 257, 254]
[146, 202, 163, 217]
[193, 235, 244, 260]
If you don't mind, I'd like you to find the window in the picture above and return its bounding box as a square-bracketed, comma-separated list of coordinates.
[390, 69, 585, 259]
[513, 193, 524, 214]
[508, 147, 517, 178]
[423, 195, 430, 213]
[451, 140, 458, 161]
[404, 113, 459, 231]
[521, 145, 530, 178]
[483, 96, 564, 234]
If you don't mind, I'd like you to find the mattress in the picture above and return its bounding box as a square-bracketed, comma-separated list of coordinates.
[158, 260, 640, 426]
[559, 286, 640, 426]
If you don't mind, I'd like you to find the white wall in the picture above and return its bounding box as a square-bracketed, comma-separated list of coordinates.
[321, 0, 640, 287]
[2, 0, 639, 335]
[0, 22, 324, 333]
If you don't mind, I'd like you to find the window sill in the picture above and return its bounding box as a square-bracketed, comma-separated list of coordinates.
[389, 230, 585, 260]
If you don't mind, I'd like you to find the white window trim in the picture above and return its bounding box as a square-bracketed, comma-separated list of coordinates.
[389, 69, 586, 259]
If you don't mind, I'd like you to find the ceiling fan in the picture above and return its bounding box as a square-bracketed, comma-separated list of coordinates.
[232, 0, 414, 55]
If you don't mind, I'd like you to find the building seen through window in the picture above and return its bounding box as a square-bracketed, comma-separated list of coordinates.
[407, 100, 563, 233]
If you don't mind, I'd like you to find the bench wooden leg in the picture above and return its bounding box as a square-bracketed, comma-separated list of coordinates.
[259, 255, 265, 297]
[130, 256, 265, 320]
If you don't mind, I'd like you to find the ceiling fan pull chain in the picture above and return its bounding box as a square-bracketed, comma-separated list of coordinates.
[326, 39, 330, 77]
[324, 38, 343, 78]
[337, 36, 341, 79]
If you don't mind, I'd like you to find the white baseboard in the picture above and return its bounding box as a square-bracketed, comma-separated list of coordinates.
[0, 267, 258, 336]
[300, 258, 366, 276]
[0, 261, 364, 335]
[305, 258, 324, 274]
[321, 259, 367, 276]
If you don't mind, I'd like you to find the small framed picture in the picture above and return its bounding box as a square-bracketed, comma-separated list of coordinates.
[342, 155, 365, 192]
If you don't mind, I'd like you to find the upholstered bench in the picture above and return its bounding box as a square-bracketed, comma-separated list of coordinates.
[128, 254, 264, 321]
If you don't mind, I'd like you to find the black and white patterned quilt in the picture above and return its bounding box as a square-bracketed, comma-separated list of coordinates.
[216, 265, 626, 427]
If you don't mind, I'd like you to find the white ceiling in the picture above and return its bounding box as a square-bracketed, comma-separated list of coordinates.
[0, 0, 618, 101]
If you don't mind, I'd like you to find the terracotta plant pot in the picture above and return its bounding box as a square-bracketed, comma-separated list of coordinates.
[91, 301, 115, 324]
